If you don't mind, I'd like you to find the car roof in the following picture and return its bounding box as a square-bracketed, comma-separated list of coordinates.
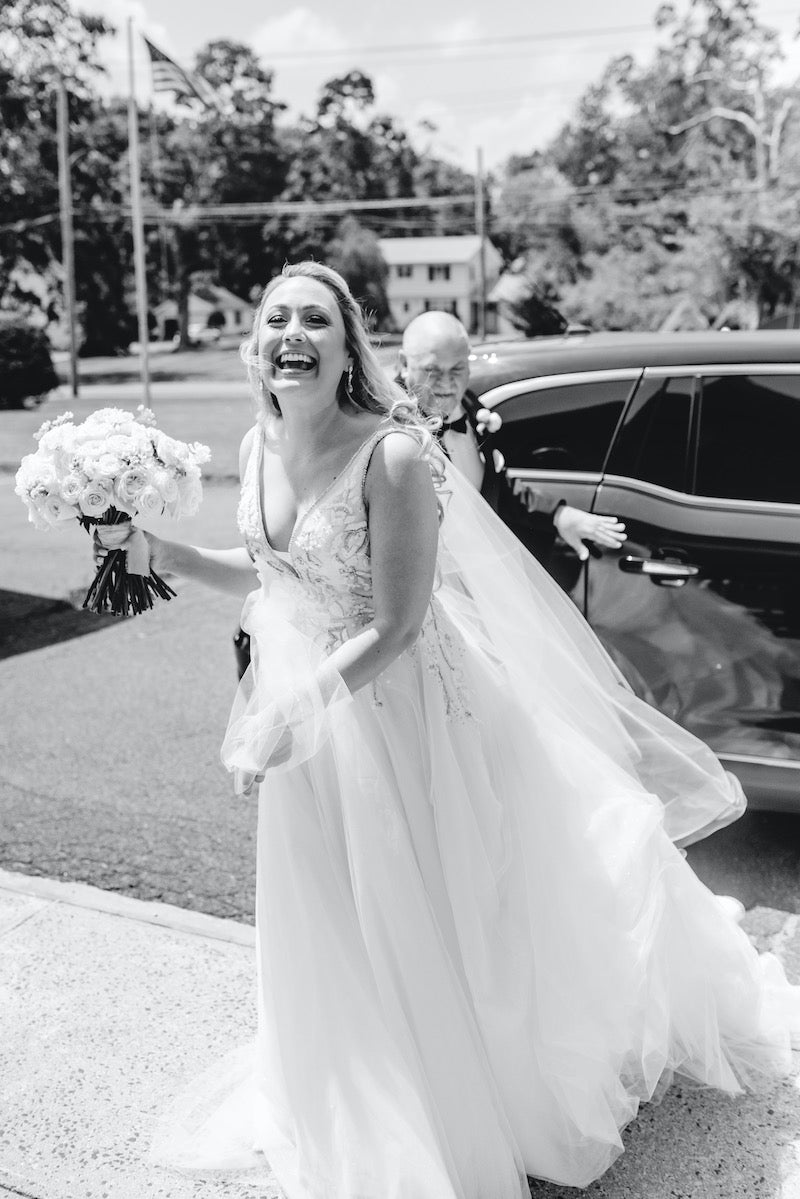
[467, 330, 800, 395]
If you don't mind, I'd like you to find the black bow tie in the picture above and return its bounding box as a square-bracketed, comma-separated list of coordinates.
[441, 414, 469, 435]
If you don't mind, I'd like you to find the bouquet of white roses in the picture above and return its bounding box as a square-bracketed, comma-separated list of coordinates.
[15, 406, 210, 617]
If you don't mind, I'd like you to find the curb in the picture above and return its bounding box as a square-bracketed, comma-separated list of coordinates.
[0, 868, 255, 948]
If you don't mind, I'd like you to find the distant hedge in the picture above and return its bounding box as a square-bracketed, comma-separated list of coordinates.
[0, 322, 59, 409]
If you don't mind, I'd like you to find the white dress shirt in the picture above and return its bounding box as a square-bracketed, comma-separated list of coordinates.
[443, 410, 484, 490]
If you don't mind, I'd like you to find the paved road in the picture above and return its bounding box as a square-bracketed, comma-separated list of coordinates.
[3, 406, 800, 923]
[1, 472, 258, 921]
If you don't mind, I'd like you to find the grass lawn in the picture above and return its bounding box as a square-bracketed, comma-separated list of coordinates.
[5, 341, 402, 481]
[3, 388, 254, 480]
[55, 334, 401, 386]
[56, 336, 256, 386]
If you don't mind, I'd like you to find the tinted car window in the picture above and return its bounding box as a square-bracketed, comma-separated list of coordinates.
[606, 375, 693, 491]
[696, 374, 800, 504]
[490, 379, 632, 472]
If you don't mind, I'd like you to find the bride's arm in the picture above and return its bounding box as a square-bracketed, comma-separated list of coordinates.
[96, 428, 259, 598]
[323, 432, 439, 695]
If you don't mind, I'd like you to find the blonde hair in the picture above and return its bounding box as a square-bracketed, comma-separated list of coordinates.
[241, 261, 444, 489]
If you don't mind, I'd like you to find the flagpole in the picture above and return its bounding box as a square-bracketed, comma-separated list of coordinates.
[127, 18, 152, 409]
[56, 79, 79, 398]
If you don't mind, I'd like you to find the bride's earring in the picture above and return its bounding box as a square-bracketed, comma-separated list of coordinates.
[345, 363, 354, 401]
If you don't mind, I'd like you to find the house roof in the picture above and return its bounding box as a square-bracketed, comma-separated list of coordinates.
[153, 285, 251, 318]
[379, 236, 484, 266]
[192, 283, 250, 310]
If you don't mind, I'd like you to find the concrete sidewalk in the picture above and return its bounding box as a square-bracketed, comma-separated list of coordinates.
[1, 869, 800, 1199]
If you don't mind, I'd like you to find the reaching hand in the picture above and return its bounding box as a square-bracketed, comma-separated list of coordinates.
[236, 769, 266, 799]
[93, 525, 171, 576]
[234, 727, 296, 797]
[553, 506, 627, 562]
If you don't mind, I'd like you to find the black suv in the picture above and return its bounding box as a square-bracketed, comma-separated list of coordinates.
[469, 331, 800, 812]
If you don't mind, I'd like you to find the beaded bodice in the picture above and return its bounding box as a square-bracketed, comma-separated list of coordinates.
[238, 425, 393, 645]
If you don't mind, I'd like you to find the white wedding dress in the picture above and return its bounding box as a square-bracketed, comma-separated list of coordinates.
[153, 423, 800, 1197]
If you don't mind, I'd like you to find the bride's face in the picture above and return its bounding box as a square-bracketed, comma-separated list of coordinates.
[258, 278, 352, 404]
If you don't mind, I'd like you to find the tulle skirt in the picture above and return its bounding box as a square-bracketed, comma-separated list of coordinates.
[152, 584, 799, 1197]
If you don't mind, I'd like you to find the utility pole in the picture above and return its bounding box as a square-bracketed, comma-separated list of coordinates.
[126, 18, 152, 409]
[56, 79, 79, 398]
[474, 147, 487, 340]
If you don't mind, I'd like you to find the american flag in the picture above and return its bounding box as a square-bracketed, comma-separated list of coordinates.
[143, 37, 211, 106]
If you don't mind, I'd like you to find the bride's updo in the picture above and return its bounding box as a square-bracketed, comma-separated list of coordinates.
[241, 262, 438, 453]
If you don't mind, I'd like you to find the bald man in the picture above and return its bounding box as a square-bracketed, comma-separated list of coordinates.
[397, 311, 626, 562]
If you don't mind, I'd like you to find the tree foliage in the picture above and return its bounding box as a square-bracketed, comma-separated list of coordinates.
[529, 0, 800, 330]
[327, 216, 391, 327]
[6, 0, 800, 349]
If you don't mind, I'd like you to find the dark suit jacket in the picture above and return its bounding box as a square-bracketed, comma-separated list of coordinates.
[454, 391, 564, 560]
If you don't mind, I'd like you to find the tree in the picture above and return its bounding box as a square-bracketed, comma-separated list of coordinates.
[0, 0, 128, 350]
[640, 0, 792, 196]
[525, 0, 800, 330]
[506, 287, 569, 337]
[153, 40, 287, 346]
[327, 216, 391, 328]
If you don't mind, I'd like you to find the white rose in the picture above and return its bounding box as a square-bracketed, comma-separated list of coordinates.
[60, 472, 86, 503]
[188, 441, 211, 466]
[117, 467, 148, 504]
[78, 479, 114, 517]
[178, 473, 202, 516]
[476, 407, 502, 434]
[95, 452, 123, 477]
[83, 407, 134, 430]
[26, 493, 51, 530]
[14, 454, 40, 496]
[155, 432, 185, 468]
[44, 493, 77, 525]
[152, 466, 179, 503]
[135, 484, 164, 518]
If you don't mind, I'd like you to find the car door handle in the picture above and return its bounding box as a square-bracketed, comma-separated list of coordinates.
[618, 556, 699, 579]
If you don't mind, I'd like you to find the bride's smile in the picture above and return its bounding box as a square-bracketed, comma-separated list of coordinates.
[258, 277, 352, 400]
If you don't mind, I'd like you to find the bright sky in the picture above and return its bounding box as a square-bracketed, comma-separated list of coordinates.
[83, 0, 800, 172]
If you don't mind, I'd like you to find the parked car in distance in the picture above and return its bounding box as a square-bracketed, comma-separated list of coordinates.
[179, 323, 222, 346]
[468, 330, 800, 813]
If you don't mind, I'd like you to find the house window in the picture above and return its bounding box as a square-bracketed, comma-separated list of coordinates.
[396, 264, 413, 277]
[428, 265, 451, 282]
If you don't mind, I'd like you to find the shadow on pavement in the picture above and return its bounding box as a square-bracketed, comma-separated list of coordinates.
[0, 587, 120, 659]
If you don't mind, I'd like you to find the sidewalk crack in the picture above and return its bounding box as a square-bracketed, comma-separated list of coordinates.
[0, 903, 51, 940]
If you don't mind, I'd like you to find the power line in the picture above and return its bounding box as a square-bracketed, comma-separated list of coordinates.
[104, 8, 800, 68]
[150, 195, 475, 222]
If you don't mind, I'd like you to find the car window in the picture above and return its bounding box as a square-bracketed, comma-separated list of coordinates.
[490, 378, 632, 472]
[696, 374, 800, 504]
[605, 375, 693, 491]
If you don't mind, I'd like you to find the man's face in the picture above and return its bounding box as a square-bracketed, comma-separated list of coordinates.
[400, 340, 470, 419]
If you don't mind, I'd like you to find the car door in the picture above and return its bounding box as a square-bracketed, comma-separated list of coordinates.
[484, 370, 639, 599]
[590, 366, 800, 808]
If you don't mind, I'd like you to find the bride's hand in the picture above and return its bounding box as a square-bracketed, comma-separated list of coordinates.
[235, 728, 295, 797]
[93, 525, 173, 576]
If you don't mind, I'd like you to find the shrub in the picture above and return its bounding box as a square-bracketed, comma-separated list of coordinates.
[0, 321, 59, 409]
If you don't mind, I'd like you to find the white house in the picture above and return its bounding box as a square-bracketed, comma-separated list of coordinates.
[378, 235, 503, 334]
[153, 283, 251, 341]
